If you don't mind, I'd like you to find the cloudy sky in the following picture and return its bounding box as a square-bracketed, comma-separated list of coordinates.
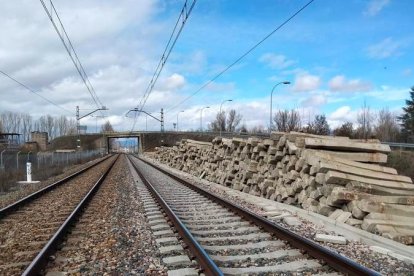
[0, 0, 413, 132]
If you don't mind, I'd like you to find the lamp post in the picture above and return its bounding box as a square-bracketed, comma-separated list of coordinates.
[270, 81, 290, 132]
[219, 99, 232, 137]
[200, 106, 210, 132]
[177, 110, 184, 132]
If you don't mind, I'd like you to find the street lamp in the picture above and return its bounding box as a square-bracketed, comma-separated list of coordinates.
[177, 110, 184, 132]
[219, 99, 233, 137]
[270, 82, 290, 132]
[200, 106, 210, 132]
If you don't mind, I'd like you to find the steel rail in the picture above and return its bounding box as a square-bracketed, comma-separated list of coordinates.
[128, 155, 223, 276]
[136, 155, 380, 276]
[0, 154, 112, 219]
[22, 154, 119, 276]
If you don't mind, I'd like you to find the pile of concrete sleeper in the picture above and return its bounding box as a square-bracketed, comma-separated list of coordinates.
[152, 132, 414, 245]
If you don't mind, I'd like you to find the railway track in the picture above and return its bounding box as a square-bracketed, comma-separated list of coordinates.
[0, 154, 118, 275]
[129, 155, 380, 275]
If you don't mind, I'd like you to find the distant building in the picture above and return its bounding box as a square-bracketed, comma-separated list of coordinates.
[31, 131, 48, 151]
[0, 133, 21, 150]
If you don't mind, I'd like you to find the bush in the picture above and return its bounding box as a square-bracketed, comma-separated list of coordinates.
[386, 150, 414, 180]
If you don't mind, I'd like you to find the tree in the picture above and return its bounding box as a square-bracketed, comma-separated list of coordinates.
[208, 109, 243, 132]
[250, 125, 265, 134]
[273, 109, 301, 132]
[101, 120, 114, 133]
[239, 124, 248, 133]
[226, 109, 242, 132]
[398, 87, 414, 142]
[374, 108, 400, 142]
[305, 114, 330, 135]
[356, 101, 375, 139]
[333, 122, 354, 138]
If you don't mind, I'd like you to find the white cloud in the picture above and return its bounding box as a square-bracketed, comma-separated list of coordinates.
[402, 68, 412, 77]
[300, 94, 326, 107]
[259, 53, 295, 69]
[159, 73, 186, 90]
[364, 0, 390, 16]
[328, 75, 372, 92]
[292, 73, 321, 92]
[204, 81, 236, 92]
[366, 37, 403, 59]
[327, 106, 358, 128]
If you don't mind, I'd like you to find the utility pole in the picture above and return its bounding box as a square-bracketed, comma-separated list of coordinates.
[219, 100, 232, 137]
[177, 110, 184, 132]
[161, 108, 164, 132]
[127, 108, 164, 132]
[76, 106, 80, 150]
[76, 106, 108, 150]
[200, 106, 210, 132]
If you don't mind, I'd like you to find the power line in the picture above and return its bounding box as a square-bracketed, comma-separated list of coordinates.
[166, 0, 315, 112]
[39, 0, 104, 110]
[0, 70, 73, 115]
[131, 0, 197, 131]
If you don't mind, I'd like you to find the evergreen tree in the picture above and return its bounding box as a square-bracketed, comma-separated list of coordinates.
[306, 114, 330, 135]
[398, 87, 414, 142]
[333, 122, 354, 138]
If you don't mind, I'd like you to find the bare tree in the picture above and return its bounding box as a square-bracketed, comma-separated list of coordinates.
[250, 125, 266, 134]
[209, 109, 243, 132]
[374, 108, 400, 142]
[356, 101, 375, 139]
[226, 109, 242, 132]
[21, 114, 32, 142]
[101, 120, 114, 133]
[333, 122, 355, 138]
[273, 109, 301, 132]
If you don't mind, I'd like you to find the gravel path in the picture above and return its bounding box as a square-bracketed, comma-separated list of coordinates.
[45, 155, 167, 275]
[143, 154, 414, 275]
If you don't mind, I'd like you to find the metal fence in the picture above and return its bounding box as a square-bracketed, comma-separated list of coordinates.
[0, 150, 104, 175]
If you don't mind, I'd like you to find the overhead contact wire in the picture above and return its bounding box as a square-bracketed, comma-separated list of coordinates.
[166, 0, 315, 112]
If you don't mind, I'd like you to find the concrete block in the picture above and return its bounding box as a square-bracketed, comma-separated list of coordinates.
[282, 216, 301, 226]
[163, 255, 192, 266]
[314, 234, 347, 245]
[328, 209, 343, 220]
[369, 245, 391, 255]
[168, 268, 199, 276]
[336, 211, 352, 223]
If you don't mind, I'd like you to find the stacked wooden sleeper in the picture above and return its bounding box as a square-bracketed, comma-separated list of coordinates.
[152, 133, 414, 245]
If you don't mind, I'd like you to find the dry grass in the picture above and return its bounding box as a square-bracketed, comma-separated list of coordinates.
[386, 150, 414, 180]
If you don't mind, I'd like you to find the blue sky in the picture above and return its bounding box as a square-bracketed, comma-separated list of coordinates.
[162, 0, 413, 128]
[0, 0, 413, 131]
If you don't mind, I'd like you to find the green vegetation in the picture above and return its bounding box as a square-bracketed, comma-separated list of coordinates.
[386, 150, 414, 180]
[398, 86, 414, 142]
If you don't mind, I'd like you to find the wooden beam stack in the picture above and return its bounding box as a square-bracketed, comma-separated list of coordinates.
[152, 133, 414, 245]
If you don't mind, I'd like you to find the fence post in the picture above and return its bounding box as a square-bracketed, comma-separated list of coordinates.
[17, 151, 21, 170]
[27, 151, 32, 162]
[37, 153, 40, 169]
[0, 149, 5, 170]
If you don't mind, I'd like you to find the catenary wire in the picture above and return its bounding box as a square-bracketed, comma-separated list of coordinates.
[39, 0, 104, 111]
[130, 0, 197, 131]
[166, 0, 315, 112]
[0, 70, 73, 115]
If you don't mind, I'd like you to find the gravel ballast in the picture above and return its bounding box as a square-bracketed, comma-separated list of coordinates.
[45, 155, 167, 275]
[142, 154, 414, 274]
